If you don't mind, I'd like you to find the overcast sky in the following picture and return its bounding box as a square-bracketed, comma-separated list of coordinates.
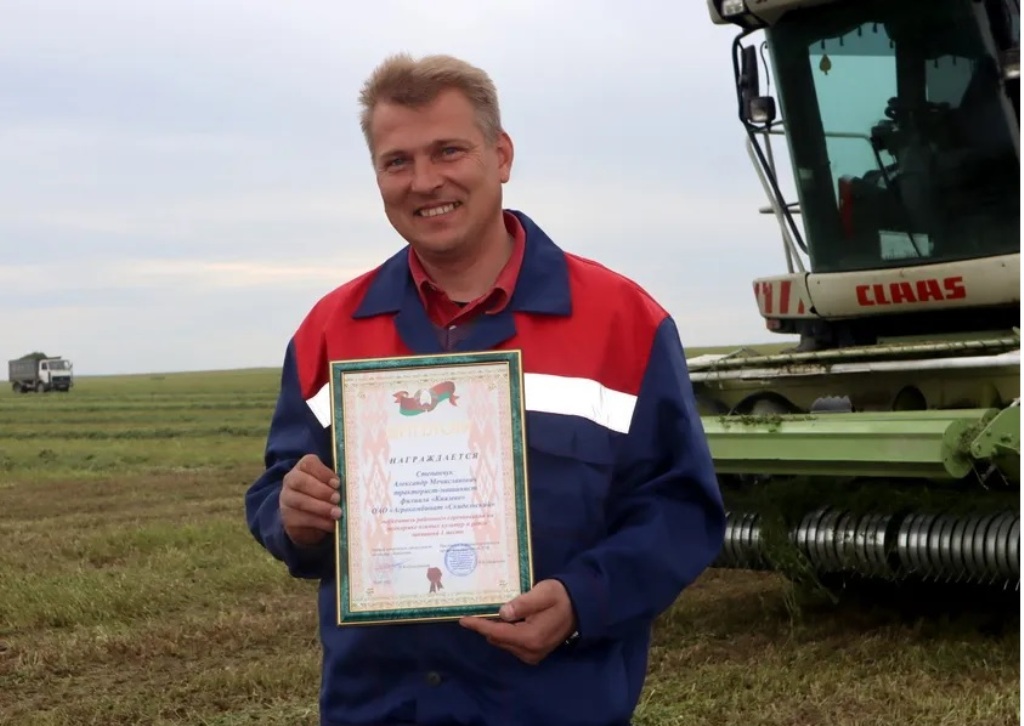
[1, 0, 799, 377]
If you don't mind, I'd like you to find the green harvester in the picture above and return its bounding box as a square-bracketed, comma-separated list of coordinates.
[698, 0, 1019, 590]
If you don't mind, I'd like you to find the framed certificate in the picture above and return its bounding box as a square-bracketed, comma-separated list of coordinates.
[328, 349, 534, 626]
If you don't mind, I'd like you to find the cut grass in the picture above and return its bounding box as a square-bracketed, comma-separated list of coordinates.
[0, 368, 1017, 725]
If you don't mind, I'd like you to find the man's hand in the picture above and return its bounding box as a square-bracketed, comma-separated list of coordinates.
[459, 579, 577, 665]
[281, 454, 341, 547]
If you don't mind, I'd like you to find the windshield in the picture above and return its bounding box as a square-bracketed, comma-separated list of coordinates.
[47, 360, 70, 371]
[766, 0, 1019, 273]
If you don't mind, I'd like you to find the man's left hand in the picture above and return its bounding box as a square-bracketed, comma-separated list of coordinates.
[459, 579, 576, 665]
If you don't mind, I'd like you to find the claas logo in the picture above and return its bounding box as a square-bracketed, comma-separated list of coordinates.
[856, 276, 966, 306]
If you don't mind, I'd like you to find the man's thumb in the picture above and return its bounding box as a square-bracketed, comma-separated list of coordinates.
[499, 582, 552, 621]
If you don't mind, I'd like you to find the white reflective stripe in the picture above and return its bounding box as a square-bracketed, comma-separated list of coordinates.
[306, 383, 331, 428]
[523, 373, 636, 434]
[305, 373, 638, 434]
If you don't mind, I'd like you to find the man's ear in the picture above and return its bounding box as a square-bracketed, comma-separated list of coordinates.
[497, 131, 514, 184]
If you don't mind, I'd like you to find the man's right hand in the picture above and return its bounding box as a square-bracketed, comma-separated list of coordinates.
[281, 454, 342, 547]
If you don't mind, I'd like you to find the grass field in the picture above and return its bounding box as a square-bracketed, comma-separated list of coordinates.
[0, 368, 1018, 725]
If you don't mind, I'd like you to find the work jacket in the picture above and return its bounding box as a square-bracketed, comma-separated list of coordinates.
[245, 210, 726, 726]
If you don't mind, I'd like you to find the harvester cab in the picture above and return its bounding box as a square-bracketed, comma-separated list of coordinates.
[694, 0, 1020, 593]
[709, 0, 1019, 349]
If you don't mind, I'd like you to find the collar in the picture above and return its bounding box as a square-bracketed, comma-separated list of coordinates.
[353, 209, 571, 319]
[407, 210, 526, 315]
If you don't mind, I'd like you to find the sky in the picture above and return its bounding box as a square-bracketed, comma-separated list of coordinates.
[1, 0, 800, 377]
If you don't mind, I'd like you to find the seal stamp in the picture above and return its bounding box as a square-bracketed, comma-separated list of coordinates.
[444, 543, 478, 577]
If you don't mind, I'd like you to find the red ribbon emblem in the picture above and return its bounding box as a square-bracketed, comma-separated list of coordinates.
[427, 566, 444, 593]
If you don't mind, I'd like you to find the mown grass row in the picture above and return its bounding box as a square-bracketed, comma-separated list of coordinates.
[0, 425, 270, 440]
[2, 393, 277, 404]
[0, 441, 263, 482]
[2, 398, 277, 411]
[0, 402, 275, 417]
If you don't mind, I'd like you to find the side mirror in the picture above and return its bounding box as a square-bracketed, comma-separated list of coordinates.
[739, 43, 777, 124]
[739, 44, 759, 106]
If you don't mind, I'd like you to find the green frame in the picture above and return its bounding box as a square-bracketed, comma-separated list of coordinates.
[329, 349, 534, 626]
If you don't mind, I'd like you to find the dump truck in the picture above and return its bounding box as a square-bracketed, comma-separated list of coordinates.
[698, 0, 1019, 590]
[9, 355, 75, 393]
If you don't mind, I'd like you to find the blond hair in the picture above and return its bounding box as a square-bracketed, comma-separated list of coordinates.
[358, 53, 502, 153]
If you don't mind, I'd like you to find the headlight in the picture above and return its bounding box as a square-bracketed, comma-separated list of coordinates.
[721, 0, 746, 16]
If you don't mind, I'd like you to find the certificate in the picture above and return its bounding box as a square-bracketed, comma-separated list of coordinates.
[328, 350, 534, 625]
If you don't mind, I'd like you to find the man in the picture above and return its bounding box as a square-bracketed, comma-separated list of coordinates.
[245, 52, 725, 726]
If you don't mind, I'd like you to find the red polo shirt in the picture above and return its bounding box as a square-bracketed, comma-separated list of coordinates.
[408, 210, 526, 328]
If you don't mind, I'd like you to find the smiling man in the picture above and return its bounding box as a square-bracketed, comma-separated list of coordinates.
[244, 53, 725, 726]
[370, 82, 514, 309]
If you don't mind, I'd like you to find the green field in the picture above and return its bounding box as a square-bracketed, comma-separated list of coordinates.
[0, 369, 1018, 725]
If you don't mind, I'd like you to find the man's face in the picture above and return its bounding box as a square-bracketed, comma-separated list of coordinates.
[369, 88, 513, 259]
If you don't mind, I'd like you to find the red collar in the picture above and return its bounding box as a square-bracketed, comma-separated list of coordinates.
[407, 210, 526, 327]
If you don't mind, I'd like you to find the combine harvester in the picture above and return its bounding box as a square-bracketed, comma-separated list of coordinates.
[697, 0, 1020, 591]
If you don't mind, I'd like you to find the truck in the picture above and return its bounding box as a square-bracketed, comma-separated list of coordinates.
[9, 355, 75, 393]
[697, 0, 1019, 590]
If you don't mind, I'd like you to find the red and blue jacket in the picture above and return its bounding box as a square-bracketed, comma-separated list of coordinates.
[245, 210, 726, 726]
